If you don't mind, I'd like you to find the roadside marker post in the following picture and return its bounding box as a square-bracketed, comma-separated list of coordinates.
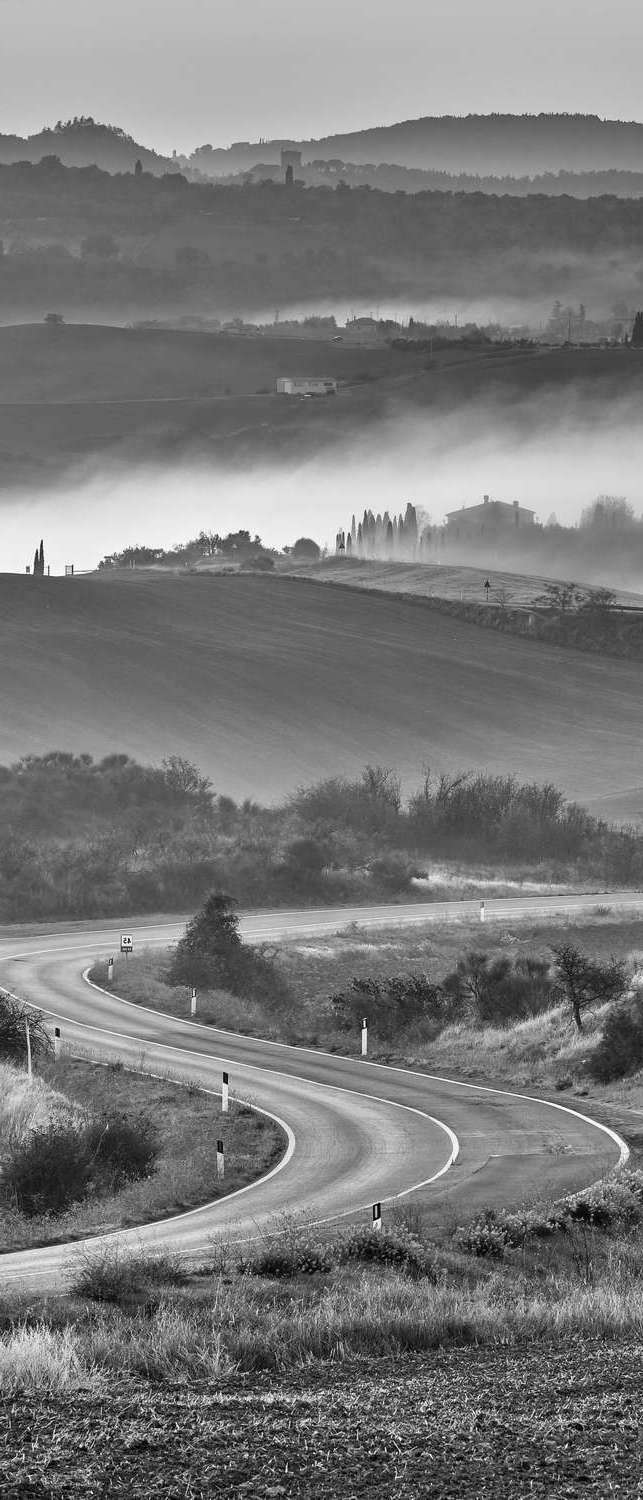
[372, 1202, 382, 1233]
[190, 987, 197, 1017]
[53, 1026, 61, 1060]
[361, 1017, 368, 1056]
[217, 1139, 225, 1179]
[107, 957, 114, 983]
[480, 901, 485, 924]
[25, 1019, 32, 1081]
[222, 1070, 229, 1113]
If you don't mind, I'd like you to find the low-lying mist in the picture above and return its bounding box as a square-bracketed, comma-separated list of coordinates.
[3, 384, 643, 582]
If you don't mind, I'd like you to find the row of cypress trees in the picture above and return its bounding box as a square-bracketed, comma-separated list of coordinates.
[335, 503, 419, 558]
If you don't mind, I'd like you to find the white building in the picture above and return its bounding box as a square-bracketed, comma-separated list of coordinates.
[276, 376, 338, 396]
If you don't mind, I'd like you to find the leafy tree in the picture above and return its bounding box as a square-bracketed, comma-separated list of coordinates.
[291, 537, 321, 560]
[551, 944, 629, 1031]
[43, 311, 64, 326]
[533, 581, 581, 613]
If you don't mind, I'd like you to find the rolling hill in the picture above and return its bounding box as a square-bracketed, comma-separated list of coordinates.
[2, 325, 643, 491]
[0, 572, 640, 821]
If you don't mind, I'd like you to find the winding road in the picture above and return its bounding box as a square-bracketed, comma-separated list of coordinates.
[0, 892, 636, 1289]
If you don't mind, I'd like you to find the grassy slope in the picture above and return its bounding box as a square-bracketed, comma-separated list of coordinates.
[0, 571, 641, 813]
[297, 557, 643, 607]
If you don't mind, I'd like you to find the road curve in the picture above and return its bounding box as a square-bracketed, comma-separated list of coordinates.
[0, 895, 633, 1289]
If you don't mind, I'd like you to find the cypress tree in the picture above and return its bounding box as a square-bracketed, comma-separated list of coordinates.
[39, 539, 45, 575]
[33, 548, 39, 576]
[631, 311, 643, 347]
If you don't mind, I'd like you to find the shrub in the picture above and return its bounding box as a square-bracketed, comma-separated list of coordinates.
[330, 973, 444, 1039]
[2, 1109, 160, 1216]
[442, 951, 556, 1026]
[85, 1110, 159, 1188]
[3, 1122, 94, 1216]
[337, 1225, 437, 1277]
[589, 999, 643, 1082]
[71, 1245, 188, 1302]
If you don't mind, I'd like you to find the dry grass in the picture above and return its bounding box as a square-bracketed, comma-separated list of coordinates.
[1, 1245, 641, 1395]
[0, 1060, 86, 1158]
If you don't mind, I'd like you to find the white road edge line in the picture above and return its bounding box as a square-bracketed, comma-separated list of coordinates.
[0, 977, 459, 1269]
[80, 965, 631, 1170]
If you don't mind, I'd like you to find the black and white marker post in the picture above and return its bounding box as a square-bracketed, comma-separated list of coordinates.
[25, 1019, 32, 1081]
[361, 1016, 368, 1056]
[54, 1026, 61, 1060]
[107, 956, 114, 983]
[190, 987, 197, 1017]
[480, 900, 485, 924]
[216, 1139, 225, 1179]
[222, 1070, 229, 1113]
[372, 1202, 382, 1233]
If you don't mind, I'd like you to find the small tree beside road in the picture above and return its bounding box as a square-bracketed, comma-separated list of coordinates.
[551, 944, 629, 1031]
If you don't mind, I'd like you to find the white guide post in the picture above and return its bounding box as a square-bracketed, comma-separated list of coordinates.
[53, 1026, 61, 1060]
[361, 1016, 368, 1056]
[222, 1070, 229, 1113]
[190, 987, 197, 1017]
[107, 957, 114, 983]
[372, 1202, 382, 1233]
[216, 1138, 225, 1179]
[25, 1019, 32, 1081]
[480, 900, 485, 924]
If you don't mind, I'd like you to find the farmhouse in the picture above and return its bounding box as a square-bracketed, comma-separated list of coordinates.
[445, 495, 536, 538]
[276, 376, 338, 396]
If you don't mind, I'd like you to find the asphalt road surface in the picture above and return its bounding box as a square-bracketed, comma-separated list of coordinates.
[0, 892, 634, 1289]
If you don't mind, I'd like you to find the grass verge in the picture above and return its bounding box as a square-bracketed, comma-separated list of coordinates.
[0, 1055, 285, 1251]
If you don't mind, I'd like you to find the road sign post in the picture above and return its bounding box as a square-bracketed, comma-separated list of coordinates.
[120, 935, 133, 959]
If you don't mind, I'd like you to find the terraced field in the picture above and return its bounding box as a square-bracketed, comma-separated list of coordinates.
[0, 570, 641, 816]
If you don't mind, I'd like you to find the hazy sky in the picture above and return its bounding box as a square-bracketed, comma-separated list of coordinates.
[3, 0, 643, 154]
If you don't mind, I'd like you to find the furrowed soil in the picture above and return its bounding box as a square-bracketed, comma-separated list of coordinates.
[3, 1342, 641, 1497]
[0, 571, 641, 814]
